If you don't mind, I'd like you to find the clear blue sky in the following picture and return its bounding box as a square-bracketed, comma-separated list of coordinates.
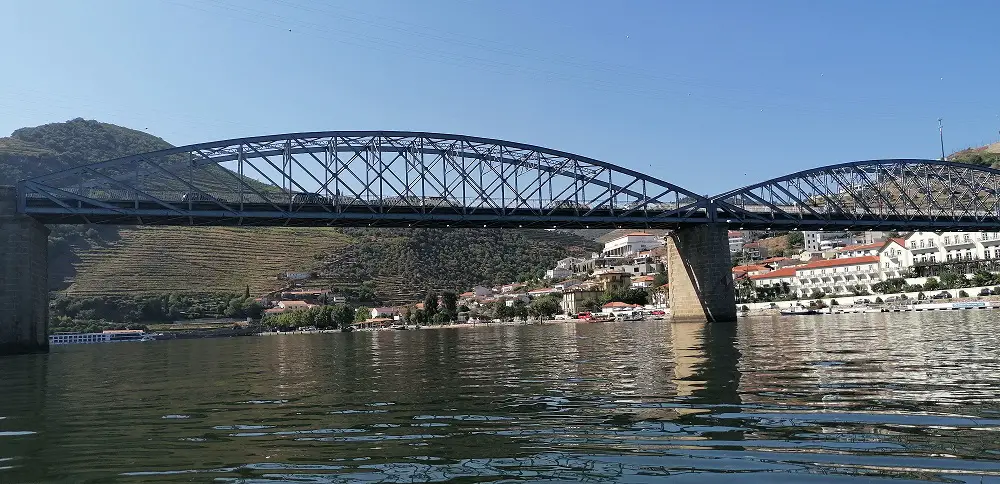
[3, 0, 999, 194]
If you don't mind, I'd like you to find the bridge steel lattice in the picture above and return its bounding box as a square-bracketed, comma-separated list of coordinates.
[712, 159, 1000, 231]
[16, 131, 708, 229]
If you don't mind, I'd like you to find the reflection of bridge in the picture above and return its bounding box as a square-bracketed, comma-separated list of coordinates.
[4, 131, 1000, 353]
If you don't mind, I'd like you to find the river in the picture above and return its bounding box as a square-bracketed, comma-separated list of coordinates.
[2, 313, 999, 482]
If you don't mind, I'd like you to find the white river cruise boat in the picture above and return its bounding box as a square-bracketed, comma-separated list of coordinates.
[49, 330, 154, 346]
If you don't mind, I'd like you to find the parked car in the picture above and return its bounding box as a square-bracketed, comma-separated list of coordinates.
[931, 291, 952, 300]
[979, 288, 993, 296]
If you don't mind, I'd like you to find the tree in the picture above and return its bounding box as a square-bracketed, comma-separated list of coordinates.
[580, 298, 602, 313]
[874, 297, 883, 304]
[332, 304, 354, 328]
[938, 271, 965, 289]
[923, 277, 940, 291]
[653, 272, 669, 288]
[958, 290, 969, 298]
[787, 232, 804, 247]
[440, 291, 458, 321]
[354, 306, 371, 323]
[512, 300, 529, 321]
[528, 295, 561, 322]
[224, 297, 244, 318]
[972, 270, 994, 288]
[424, 292, 439, 319]
[432, 312, 450, 324]
[241, 299, 264, 319]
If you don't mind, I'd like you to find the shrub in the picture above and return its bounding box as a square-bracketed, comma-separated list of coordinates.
[874, 297, 884, 304]
[958, 290, 969, 298]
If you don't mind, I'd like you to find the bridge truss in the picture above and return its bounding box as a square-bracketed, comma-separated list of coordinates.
[713, 159, 1000, 230]
[17, 132, 707, 228]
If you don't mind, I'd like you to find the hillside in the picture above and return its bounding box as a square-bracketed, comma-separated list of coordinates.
[949, 141, 1000, 168]
[1, 119, 599, 303]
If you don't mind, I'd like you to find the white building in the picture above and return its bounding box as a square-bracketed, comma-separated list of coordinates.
[602, 232, 663, 258]
[545, 267, 573, 280]
[750, 255, 882, 297]
[903, 231, 1000, 263]
[804, 231, 851, 252]
[751, 232, 1000, 299]
[728, 231, 744, 254]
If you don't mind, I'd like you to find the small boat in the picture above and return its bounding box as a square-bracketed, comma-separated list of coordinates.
[341, 325, 356, 333]
[392, 325, 409, 330]
[780, 305, 819, 316]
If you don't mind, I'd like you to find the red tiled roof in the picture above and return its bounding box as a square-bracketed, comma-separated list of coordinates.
[602, 301, 640, 308]
[750, 266, 798, 280]
[733, 264, 768, 272]
[800, 255, 880, 269]
[837, 242, 883, 252]
[459, 291, 475, 297]
[760, 256, 791, 263]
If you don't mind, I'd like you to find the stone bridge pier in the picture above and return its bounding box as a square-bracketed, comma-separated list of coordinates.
[0, 186, 49, 355]
[667, 223, 737, 323]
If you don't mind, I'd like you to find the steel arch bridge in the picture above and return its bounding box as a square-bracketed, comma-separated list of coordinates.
[16, 131, 708, 229]
[14, 131, 1000, 230]
[713, 159, 1000, 231]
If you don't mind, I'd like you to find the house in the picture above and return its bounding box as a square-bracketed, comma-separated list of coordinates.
[595, 271, 630, 293]
[561, 289, 603, 315]
[371, 307, 400, 319]
[835, 242, 885, 259]
[553, 279, 582, 291]
[601, 301, 642, 314]
[732, 264, 770, 278]
[357, 317, 394, 330]
[741, 241, 769, 260]
[500, 293, 529, 307]
[277, 300, 313, 310]
[527, 287, 560, 298]
[760, 256, 796, 268]
[501, 283, 526, 293]
[545, 268, 573, 280]
[631, 275, 656, 288]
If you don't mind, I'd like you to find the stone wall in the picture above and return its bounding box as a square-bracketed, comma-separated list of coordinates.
[0, 186, 49, 354]
[667, 223, 737, 323]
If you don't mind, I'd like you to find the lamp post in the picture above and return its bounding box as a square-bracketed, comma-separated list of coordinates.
[938, 118, 945, 160]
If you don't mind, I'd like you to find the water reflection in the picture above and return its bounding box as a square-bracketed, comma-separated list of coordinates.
[1, 313, 999, 482]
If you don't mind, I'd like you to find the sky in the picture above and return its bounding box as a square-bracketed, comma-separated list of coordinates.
[2, 0, 999, 194]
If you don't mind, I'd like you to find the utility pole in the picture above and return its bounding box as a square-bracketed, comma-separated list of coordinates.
[938, 118, 945, 160]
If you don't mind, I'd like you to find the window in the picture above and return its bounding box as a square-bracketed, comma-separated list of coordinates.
[945, 236, 951, 244]
[930, 255, 936, 262]
[921, 256, 927, 263]
[966, 252, 972, 260]
[920, 240, 926, 248]
[987, 251, 992, 260]
[947, 254, 953, 261]
[965, 234, 972, 242]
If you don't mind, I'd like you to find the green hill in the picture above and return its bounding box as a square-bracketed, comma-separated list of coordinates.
[1, 119, 599, 303]
[948, 141, 1000, 168]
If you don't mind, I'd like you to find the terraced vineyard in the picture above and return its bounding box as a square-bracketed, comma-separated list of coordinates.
[66, 226, 352, 296]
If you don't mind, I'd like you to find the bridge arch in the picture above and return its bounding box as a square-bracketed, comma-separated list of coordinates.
[710, 159, 1000, 231]
[18, 131, 708, 228]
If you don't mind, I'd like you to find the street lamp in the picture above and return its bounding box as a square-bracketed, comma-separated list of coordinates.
[938, 118, 945, 161]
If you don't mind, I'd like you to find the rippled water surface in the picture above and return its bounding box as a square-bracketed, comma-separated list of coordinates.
[2, 313, 1000, 482]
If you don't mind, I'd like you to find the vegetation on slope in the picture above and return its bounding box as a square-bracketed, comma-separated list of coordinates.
[949, 141, 1000, 169]
[1, 118, 600, 309]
